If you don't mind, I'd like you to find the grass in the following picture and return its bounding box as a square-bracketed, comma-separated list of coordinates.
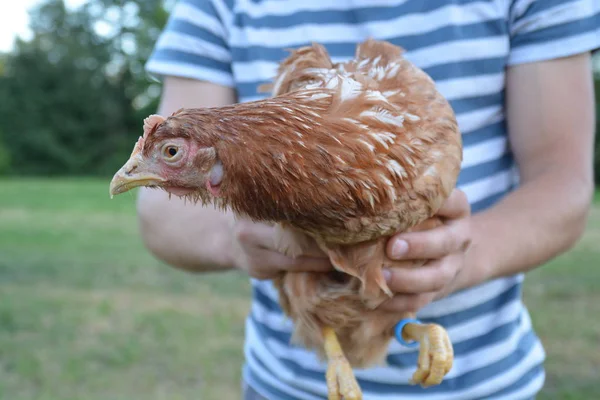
[0, 178, 599, 399]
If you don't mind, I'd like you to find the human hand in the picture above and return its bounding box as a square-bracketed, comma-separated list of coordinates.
[230, 218, 332, 280]
[379, 189, 473, 312]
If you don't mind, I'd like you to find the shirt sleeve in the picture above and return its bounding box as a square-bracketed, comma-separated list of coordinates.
[145, 0, 235, 87]
[507, 0, 600, 66]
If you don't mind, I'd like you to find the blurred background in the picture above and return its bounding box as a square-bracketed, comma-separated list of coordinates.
[0, 1, 598, 399]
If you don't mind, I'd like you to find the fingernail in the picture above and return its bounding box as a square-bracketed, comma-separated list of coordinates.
[391, 240, 409, 259]
[383, 268, 392, 282]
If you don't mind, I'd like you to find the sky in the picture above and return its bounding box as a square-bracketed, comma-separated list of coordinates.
[0, 1, 87, 52]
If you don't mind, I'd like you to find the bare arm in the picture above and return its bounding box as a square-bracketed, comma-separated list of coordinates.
[468, 52, 595, 283]
[136, 76, 238, 272]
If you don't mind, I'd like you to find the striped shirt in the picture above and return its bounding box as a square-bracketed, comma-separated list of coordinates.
[146, 1, 600, 399]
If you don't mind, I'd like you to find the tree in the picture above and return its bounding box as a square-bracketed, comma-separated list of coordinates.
[0, 0, 170, 175]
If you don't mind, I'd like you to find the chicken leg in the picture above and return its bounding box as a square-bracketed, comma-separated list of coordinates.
[323, 326, 362, 400]
[396, 317, 453, 387]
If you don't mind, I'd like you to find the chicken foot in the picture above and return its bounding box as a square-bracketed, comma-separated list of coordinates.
[323, 326, 362, 400]
[396, 317, 453, 387]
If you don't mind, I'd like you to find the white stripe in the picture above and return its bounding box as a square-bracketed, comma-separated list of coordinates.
[145, 60, 234, 87]
[171, 2, 227, 40]
[156, 31, 231, 63]
[461, 136, 508, 169]
[510, 0, 596, 36]
[435, 73, 504, 101]
[231, 2, 502, 46]
[459, 169, 515, 204]
[456, 105, 504, 133]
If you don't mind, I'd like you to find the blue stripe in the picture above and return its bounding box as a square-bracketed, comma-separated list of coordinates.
[512, 12, 600, 48]
[457, 153, 514, 186]
[150, 49, 232, 73]
[248, 326, 540, 394]
[462, 120, 506, 146]
[165, 18, 228, 48]
[253, 285, 282, 313]
[425, 57, 506, 82]
[251, 281, 522, 347]
[237, 0, 500, 28]
[450, 91, 504, 115]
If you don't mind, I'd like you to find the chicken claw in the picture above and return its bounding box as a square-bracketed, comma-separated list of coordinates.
[323, 326, 363, 400]
[396, 319, 453, 387]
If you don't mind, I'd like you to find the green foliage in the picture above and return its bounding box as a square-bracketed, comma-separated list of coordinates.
[0, 0, 170, 176]
[0, 136, 10, 174]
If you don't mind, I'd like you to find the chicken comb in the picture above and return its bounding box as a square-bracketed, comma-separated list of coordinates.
[143, 114, 166, 139]
[128, 114, 166, 158]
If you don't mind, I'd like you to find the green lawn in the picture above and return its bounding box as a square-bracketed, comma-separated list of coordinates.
[0, 178, 599, 399]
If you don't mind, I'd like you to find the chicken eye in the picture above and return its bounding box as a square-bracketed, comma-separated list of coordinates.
[164, 146, 178, 158]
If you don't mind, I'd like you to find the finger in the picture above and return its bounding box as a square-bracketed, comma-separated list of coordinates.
[437, 189, 471, 219]
[387, 222, 470, 260]
[383, 258, 458, 294]
[378, 292, 437, 313]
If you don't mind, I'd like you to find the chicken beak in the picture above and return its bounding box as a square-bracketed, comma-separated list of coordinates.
[109, 152, 165, 197]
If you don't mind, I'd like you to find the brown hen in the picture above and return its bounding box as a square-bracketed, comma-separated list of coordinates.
[110, 39, 463, 400]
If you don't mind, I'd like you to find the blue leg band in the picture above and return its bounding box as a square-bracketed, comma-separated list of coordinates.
[394, 318, 421, 348]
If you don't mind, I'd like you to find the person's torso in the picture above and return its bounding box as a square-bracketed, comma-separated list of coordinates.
[219, 1, 545, 398]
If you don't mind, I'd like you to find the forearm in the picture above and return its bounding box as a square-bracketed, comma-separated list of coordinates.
[137, 188, 235, 272]
[462, 169, 592, 289]
[458, 53, 595, 291]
